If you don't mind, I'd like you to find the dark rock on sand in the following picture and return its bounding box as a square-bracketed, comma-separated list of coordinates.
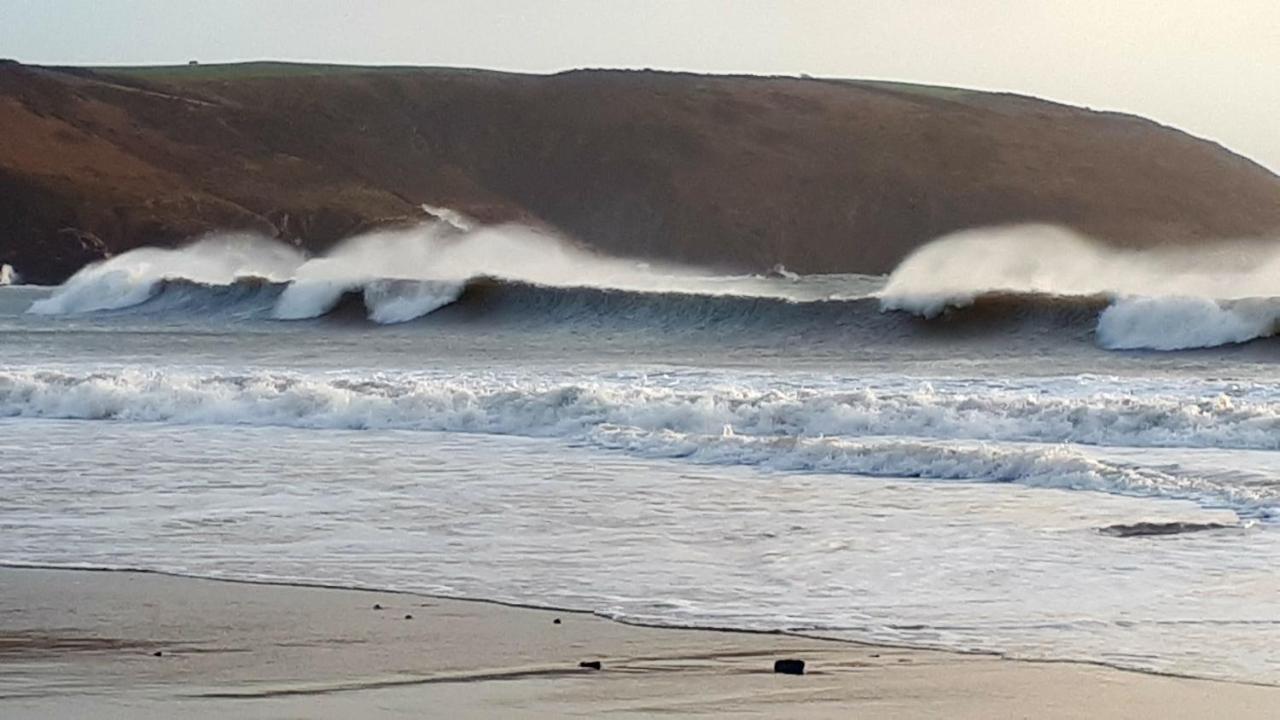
[774, 659, 806, 675]
[579, 660, 602, 670]
[1099, 521, 1234, 538]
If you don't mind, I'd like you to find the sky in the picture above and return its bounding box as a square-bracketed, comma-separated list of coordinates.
[2, 0, 1278, 172]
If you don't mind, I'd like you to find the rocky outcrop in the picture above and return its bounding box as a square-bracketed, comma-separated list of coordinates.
[29, 229, 109, 285]
[2, 61, 1279, 282]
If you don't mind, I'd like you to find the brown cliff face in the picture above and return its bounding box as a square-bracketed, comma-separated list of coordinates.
[2, 61, 1279, 284]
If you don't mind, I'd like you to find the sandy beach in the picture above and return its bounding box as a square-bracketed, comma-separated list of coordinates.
[6, 4, 1280, 718]
[0, 567, 1274, 719]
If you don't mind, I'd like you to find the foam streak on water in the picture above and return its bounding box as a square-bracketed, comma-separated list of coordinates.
[1, 366, 1278, 519]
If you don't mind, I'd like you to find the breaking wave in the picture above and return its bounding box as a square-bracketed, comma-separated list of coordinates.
[24, 272, 1120, 341]
[1095, 296, 1280, 350]
[1, 367, 1277, 516]
[880, 225, 1280, 350]
[26, 221, 1280, 350]
[29, 218, 803, 324]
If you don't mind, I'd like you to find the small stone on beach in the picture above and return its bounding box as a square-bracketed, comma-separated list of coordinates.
[553, 618, 561, 624]
[579, 660, 602, 670]
[773, 659, 805, 675]
[404, 614, 413, 620]
[152, 650, 163, 657]
[373, 604, 382, 610]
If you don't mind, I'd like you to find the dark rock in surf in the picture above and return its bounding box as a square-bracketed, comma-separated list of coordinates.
[11, 228, 110, 286]
[1098, 521, 1233, 538]
[765, 264, 800, 281]
[579, 660, 602, 670]
[773, 659, 805, 675]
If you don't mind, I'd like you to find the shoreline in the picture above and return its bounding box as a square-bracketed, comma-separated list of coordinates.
[3, 566, 1277, 718]
[4, 560, 1269, 689]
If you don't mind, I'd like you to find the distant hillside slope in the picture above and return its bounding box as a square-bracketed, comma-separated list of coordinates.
[2, 61, 1279, 283]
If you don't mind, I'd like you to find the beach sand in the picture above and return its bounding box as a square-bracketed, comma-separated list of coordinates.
[1, 567, 1274, 719]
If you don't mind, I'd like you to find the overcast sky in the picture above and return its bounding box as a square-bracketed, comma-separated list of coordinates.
[3, 0, 1277, 172]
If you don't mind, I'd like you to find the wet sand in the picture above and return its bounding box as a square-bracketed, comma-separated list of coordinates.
[1, 567, 1275, 719]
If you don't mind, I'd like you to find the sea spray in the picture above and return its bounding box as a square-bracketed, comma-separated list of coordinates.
[879, 225, 1280, 348]
[30, 216, 791, 323]
[31, 220, 1280, 349]
[29, 234, 304, 315]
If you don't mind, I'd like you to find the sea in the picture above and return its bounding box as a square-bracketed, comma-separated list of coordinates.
[2, 221, 1278, 684]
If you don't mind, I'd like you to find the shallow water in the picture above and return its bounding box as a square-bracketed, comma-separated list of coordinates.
[2, 272, 1280, 683]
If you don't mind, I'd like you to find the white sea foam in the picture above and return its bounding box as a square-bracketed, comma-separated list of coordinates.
[1097, 296, 1280, 350]
[269, 276, 462, 323]
[271, 279, 350, 320]
[5, 369, 1280, 449]
[589, 426, 1270, 513]
[2, 367, 1276, 514]
[880, 225, 1280, 349]
[362, 279, 465, 324]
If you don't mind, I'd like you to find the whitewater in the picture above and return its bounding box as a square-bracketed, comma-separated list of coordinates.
[3, 219, 1280, 684]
